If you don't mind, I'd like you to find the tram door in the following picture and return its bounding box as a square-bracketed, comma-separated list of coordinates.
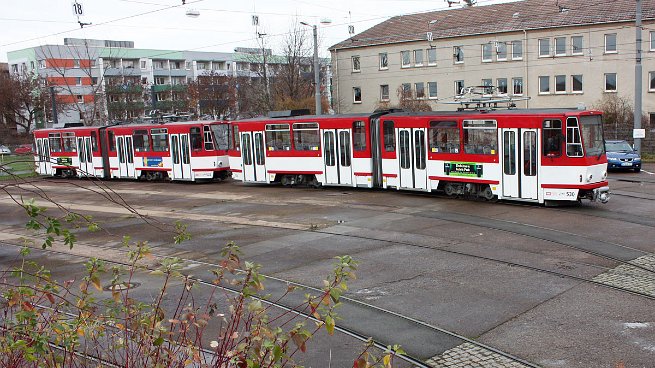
[116, 136, 135, 178]
[398, 128, 428, 190]
[76, 137, 94, 177]
[170, 134, 192, 180]
[36, 138, 52, 175]
[501, 128, 538, 200]
[323, 129, 352, 185]
[241, 132, 258, 182]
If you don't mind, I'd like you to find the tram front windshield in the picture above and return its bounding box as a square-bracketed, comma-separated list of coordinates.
[580, 115, 605, 157]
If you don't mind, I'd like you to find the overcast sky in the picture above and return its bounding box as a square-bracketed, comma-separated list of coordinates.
[1, 0, 518, 62]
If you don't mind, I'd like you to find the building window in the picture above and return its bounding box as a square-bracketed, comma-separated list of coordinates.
[650, 72, 655, 91]
[73, 59, 80, 68]
[415, 82, 425, 98]
[380, 85, 389, 101]
[555, 75, 566, 93]
[140, 60, 146, 69]
[605, 33, 617, 53]
[352, 56, 360, 72]
[379, 53, 388, 70]
[155, 77, 165, 85]
[454, 80, 464, 95]
[496, 42, 507, 61]
[76, 95, 84, 103]
[11, 64, 17, 74]
[512, 77, 523, 95]
[38, 60, 46, 69]
[196, 62, 206, 70]
[605, 73, 617, 92]
[414, 49, 423, 66]
[482, 43, 493, 62]
[154, 60, 165, 69]
[171, 61, 181, 70]
[401, 83, 412, 98]
[572, 75, 583, 93]
[92, 77, 98, 85]
[482, 78, 492, 87]
[539, 76, 550, 94]
[353, 87, 362, 103]
[511, 40, 523, 60]
[539, 38, 550, 57]
[185, 61, 191, 69]
[497, 78, 508, 94]
[571, 36, 583, 55]
[453, 46, 464, 63]
[75, 77, 82, 86]
[428, 48, 437, 65]
[651, 31, 655, 51]
[401, 50, 411, 67]
[555, 37, 567, 56]
[428, 82, 438, 98]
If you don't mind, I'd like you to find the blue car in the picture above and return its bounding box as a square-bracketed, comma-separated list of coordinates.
[605, 140, 641, 172]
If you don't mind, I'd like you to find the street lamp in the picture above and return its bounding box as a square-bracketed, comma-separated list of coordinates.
[300, 19, 331, 115]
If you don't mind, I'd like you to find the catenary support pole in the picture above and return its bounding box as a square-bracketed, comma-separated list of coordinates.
[634, 0, 642, 153]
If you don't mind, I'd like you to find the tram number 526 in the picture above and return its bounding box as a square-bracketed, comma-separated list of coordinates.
[72, 2, 84, 16]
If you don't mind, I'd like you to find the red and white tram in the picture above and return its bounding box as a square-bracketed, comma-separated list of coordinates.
[228, 109, 610, 204]
[33, 121, 231, 182]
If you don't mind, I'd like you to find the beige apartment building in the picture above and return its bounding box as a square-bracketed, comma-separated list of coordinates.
[329, 0, 655, 127]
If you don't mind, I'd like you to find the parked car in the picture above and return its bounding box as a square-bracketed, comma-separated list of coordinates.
[14, 144, 34, 155]
[605, 140, 641, 172]
[0, 145, 11, 155]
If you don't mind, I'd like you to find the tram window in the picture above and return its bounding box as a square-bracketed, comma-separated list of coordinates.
[566, 118, 584, 157]
[523, 131, 537, 176]
[383, 120, 395, 152]
[429, 121, 460, 153]
[77, 138, 86, 163]
[254, 133, 265, 165]
[133, 129, 150, 152]
[292, 123, 320, 151]
[190, 127, 203, 150]
[324, 131, 335, 166]
[91, 131, 98, 151]
[580, 115, 605, 157]
[463, 120, 497, 155]
[503, 131, 516, 175]
[49, 133, 62, 153]
[339, 131, 351, 167]
[399, 130, 410, 169]
[265, 124, 291, 151]
[211, 124, 230, 150]
[242, 134, 253, 166]
[151, 128, 169, 152]
[415, 130, 426, 169]
[353, 121, 367, 151]
[230, 125, 240, 151]
[62, 133, 76, 152]
[203, 125, 215, 150]
[108, 131, 116, 152]
[542, 120, 562, 157]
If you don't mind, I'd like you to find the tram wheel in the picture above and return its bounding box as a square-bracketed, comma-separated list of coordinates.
[481, 186, 495, 201]
[444, 183, 456, 196]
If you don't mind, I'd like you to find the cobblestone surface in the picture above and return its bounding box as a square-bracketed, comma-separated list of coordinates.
[592, 254, 655, 296]
[425, 342, 531, 368]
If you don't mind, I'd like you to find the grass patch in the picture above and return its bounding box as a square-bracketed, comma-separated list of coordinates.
[641, 152, 655, 163]
[0, 154, 37, 180]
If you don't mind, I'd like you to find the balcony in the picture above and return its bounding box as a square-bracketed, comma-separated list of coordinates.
[105, 84, 143, 94]
[152, 84, 187, 92]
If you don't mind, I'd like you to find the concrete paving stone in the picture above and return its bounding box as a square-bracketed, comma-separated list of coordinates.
[426, 343, 530, 368]
[592, 254, 655, 296]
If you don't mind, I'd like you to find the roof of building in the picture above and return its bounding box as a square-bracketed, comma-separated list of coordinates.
[330, 0, 655, 50]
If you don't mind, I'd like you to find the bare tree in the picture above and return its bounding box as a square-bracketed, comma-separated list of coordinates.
[593, 93, 642, 141]
[0, 71, 51, 134]
[272, 23, 316, 113]
[396, 86, 432, 112]
[186, 72, 238, 118]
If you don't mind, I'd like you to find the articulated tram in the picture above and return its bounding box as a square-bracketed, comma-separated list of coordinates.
[228, 109, 610, 204]
[33, 121, 231, 182]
